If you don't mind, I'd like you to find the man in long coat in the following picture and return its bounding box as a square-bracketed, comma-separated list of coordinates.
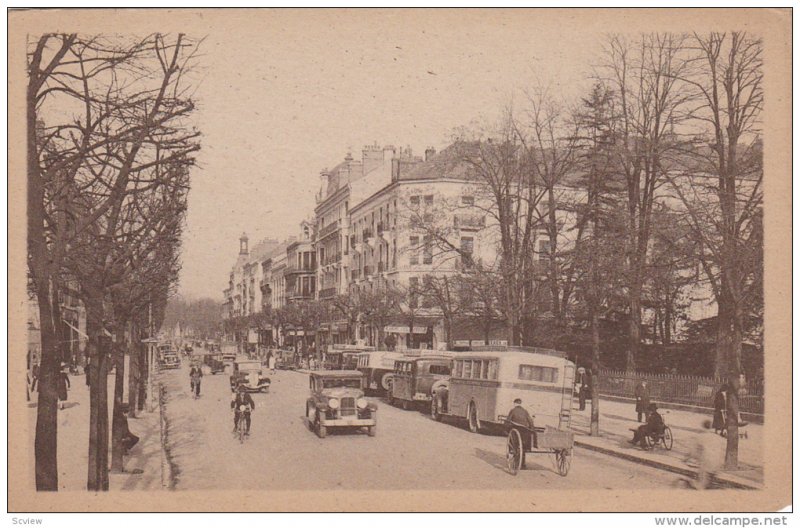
[634, 380, 650, 422]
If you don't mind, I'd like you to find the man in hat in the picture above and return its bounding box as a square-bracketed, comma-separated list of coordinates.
[505, 398, 537, 459]
[629, 403, 664, 448]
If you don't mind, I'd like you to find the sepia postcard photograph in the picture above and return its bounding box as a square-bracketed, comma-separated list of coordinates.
[6, 7, 793, 515]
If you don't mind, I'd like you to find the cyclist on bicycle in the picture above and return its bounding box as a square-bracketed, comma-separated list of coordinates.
[231, 384, 255, 435]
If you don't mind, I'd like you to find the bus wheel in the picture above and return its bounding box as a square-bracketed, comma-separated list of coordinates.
[468, 402, 481, 433]
[380, 373, 393, 393]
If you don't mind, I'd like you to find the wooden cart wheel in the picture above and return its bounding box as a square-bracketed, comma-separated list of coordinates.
[663, 426, 674, 450]
[555, 448, 572, 476]
[506, 428, 523, 476]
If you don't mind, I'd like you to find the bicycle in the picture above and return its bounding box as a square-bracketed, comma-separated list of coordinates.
[235, 404, 252, 444]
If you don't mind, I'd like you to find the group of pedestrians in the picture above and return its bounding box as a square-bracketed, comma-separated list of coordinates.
[27, 362, 72, 410]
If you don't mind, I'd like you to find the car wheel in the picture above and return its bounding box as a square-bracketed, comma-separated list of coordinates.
[315, 411, 326, 438]
[468, 402, 481, 433]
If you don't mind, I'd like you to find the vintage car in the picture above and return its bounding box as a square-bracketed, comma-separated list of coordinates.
[389, 354, 453, 410]
[159, 352, 181, 370]
[305, 370, 377, 438]
[274, 348, 296, 370]
[203, 353, 226, 374]
[229, 359, 271, 392]
[356, 350, 404, 395]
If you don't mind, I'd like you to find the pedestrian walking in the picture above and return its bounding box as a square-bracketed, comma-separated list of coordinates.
[683, 419, 723, 489]
[634, 380, 650, 422]
[58, 363, 71, 410]
[579, 369, 591, 411]
[268, 353, 276, 374]
[31, 363, 40, 392]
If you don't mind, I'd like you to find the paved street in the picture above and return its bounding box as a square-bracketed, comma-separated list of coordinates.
[161, 351, 678, 490]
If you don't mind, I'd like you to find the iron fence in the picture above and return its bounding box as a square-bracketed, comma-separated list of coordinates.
[595, 369, 764, 415]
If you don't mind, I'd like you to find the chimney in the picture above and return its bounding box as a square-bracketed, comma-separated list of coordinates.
[425, 146, 436, 161]
[362, 142, 383, 175]
[239, 232, 249, 255]
[391, 158, 400, 182]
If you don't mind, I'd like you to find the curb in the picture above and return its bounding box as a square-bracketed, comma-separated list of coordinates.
[158, 383, 177, 490]
[573, 437, 760, 490]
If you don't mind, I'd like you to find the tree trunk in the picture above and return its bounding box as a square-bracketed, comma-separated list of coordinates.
[590, 308, 601, 437]
[128, 331, 139, 418]
[86, 302, 110, 491]
[34, 283, 60, 491]
[627, 283, 640, 370]
[110, 328, 126, 473]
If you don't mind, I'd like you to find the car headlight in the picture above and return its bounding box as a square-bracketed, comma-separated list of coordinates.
[356, 398, 368, 409]
[328, 398, 340, 409]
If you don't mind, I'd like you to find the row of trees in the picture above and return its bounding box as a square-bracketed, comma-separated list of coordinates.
[27, 34, 201, 490]
[411, 32, 762, 466]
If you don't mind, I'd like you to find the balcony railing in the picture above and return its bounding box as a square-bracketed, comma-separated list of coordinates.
[319, 220, 340, 239]
[454, 213, 486, 230]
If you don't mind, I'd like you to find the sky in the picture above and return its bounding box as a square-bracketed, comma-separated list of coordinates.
[179, 10, 598, 300]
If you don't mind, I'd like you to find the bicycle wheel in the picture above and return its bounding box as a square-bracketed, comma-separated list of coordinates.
[506, 428, 523, 476]
[555, 448, 572, 476]
[663, 427, 673, 450]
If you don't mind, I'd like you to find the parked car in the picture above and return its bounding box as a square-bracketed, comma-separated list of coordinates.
[305, 370, 377, 438]
[203, 353, 226, 374]
[160, 352, 181, 370]
[229, 359, 271, 392]
[356, 350, 404, 395]
[389, 355, 452, 410]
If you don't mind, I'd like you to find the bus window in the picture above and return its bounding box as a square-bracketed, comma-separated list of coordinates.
[518, 364, 559, 383]
[487, 361, 498, 380]
[429, 364, 450, 375]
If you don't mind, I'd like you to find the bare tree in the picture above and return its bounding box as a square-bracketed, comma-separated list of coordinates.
[599, 33, 692, 370]
[668, 32, 763, 468]
[29, 33, 201, 490]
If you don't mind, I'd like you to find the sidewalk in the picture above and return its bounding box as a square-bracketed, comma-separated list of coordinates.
[27, 373, 164, 491]
[570, 398, 763, 489]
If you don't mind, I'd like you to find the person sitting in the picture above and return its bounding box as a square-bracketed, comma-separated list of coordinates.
[504, 398, 537, 460]
[630, 403, 664, 448]
[114, 403, 140, 454]
[231, 384, 255, 435]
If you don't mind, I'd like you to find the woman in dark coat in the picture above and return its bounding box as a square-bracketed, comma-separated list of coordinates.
[634, 380, 650, 422]
[712, 383, 729, 435]
[58, 364, 71, 410]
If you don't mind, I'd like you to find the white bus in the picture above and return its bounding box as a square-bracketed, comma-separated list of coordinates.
[431, 347, 576, 432]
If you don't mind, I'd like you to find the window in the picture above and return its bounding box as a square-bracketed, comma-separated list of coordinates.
[538, 239, 551, 261]
[462, 360, 472, 378]
[424, 195, 434, 207]
[410, 195, 420, 207]
[460, 236, 474, 267]
[462, 195, 474, 206]
[409, 236, 419, 265]
[423, 236, 432, 264]
[429, 364, 451, 376]
[518, 364, 559, 383]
